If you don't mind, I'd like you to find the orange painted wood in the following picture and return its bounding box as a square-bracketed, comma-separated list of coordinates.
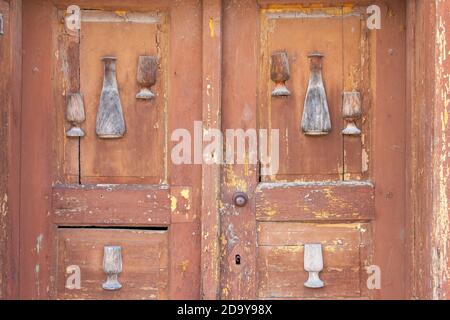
[371, 0, 407, 299]
[79, 15, 166, 184]
[257, 223, 366, 299]
[20, 0, 55, 298]
[256, 181, 375, 222]
[55, 9, 79, 183]
[200, 0, 222, 300]
[57, 228, 168, 299]
[259, 9, 344, 181]
[220, 0, 259, 299]
[166, 0, 202, 299]
[2, 0, 22, 299]
[342, 15, 365, 179]
[52, 184, 171, 226]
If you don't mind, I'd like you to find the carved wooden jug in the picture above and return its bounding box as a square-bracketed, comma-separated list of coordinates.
[96, 56, 126, 138]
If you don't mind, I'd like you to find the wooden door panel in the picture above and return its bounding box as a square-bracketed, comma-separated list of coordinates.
[221, 0, 406, 300]
[28, 0, 204, 299]
[257, 223, 369, 298]
[79, 11, 166, 184]
[255, 181, 374, 222]
[57, 228, 168, 299]
[259, 7, 368, 181]
[52, 184, 171, 226]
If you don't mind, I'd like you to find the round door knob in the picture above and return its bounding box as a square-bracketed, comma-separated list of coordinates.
[233, 192, 248, 207]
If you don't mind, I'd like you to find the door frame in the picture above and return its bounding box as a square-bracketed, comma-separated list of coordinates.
[0, 0, 448, 299]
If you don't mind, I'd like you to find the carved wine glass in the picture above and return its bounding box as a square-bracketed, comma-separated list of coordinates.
[102, 246, 123, 291]
[303, 243, 325, 288]
[270, 51, 291, 97]
[341, 91, 362, 136]
[136, 55, 158, 100]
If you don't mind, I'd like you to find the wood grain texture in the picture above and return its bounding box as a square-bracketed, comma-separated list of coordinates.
[371, 0, 407, 299]
[257, 223, 367, 299]
[201, 0, 222, 300]
[20, 0, 55, 298]
[52, 184, 171, 226]
[0, 0, 10, 299]
[166, 0, 202, 299]
[220, 0, 258, 299]
[427, 0, 450, 300]
[256, 181, 375, 221]
[57, 228, 168, 299]
[55, 9, 80, 183]
[2, 0, 21, 299]
[342, 14, 366, 179]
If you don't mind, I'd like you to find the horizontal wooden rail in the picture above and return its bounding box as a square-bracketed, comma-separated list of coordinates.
[52, 184, 171, 226]
[256, 181, 375, 222]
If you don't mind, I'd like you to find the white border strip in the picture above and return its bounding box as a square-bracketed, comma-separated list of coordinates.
[81, 10, 161, 24]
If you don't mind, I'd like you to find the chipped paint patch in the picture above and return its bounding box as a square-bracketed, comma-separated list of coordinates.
[180, 188, 190, 200]
[209, 17, 215, 37]
[36, 234, 44, 254]
[170, 195, 177, 212]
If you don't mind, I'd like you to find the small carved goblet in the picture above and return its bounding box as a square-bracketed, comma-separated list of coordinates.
[136, 55, 157, 100]
[102, 246, 123, 291]
[342, 91, 362, 136]
[65, 93, 85, 137]
[304, 243, 325, 289]
[271, 51, 291, 97]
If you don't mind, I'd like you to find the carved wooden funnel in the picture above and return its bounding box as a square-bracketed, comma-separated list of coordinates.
[301, 52, 331, 135]
[96, 56, 126, 138]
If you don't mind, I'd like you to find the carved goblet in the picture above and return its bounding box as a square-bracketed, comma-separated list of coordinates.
[102, 246, 123, 291]
[136, 55, 157, 100]
[303, 243, 325, 289]
[271, 51, 291, 97]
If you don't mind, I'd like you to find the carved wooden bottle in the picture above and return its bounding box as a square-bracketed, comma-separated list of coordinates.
[301, 52, 331, 135]
[96, 57, 126, 138]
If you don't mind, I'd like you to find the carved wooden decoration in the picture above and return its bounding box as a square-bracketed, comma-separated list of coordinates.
[271, 51, 291, 97]
[136, 55, 158, 100]
[96, 56, 126, 138]
[102, 246, 123, 291]
[342, 91, 362, 136]
[301, 52, 331, 135]
[303, 243, 325, 289]
[65, 93, 86, 137]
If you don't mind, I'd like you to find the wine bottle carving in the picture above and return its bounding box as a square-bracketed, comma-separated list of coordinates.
[301, 52, 331, 135]
[96, 56, 126, 138]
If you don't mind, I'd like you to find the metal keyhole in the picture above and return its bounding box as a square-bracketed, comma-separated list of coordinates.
[233, 192, 248, 207]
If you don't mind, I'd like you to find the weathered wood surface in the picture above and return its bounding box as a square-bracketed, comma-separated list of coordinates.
[220, 0, 258, 299]
[370, 0, 407, 299]
[20, 0, 55, 298]
[257, 223, 366, 299]
[259, 10, 344, 181]
[57, 228, 168, 299]
[52, 184, 171, 226]
[0, 0, 10, 299]
[79, 14, 165, 183]
[200, 0, 222, 300]
[256, 181, 375, 221]
[0, 0, 21, 299]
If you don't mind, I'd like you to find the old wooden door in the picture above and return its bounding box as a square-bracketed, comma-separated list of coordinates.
[18, 0, 407, 300]
[20, 0, 202, 299]
[219, 0, 407, 299]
